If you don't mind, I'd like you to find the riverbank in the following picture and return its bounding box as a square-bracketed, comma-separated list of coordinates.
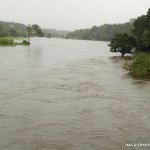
[124, 53, 150, 78]
[0, 37, 30, 46]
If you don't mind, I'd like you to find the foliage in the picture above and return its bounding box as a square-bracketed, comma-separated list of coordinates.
[0, 37, 14, 45]
[142, 29, 150, 48]
[22, 40, 30, 45]
[129, 54, 150, 78]
[109, 33, 136, 57]
[110, 8, 150, 57]
[26, 24, 43, 42]
[0, 37, 31, 46]
[31, 24, 43, 37]
[0, 21, 43, 38]
[0, 21, 27, 37]
[66, 22, 134, 41]
[133, 8, 150, 51]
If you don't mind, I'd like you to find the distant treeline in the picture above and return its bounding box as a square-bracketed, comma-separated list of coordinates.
[66, 22, 134, 41]
[0, 21, 69, 38]
[0, 21, 28, 37]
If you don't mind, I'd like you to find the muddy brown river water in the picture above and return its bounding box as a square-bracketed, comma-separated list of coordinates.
[0, 38, 150, 150]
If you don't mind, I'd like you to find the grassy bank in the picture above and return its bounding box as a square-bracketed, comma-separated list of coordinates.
[0, 37, 30, 46]
[124, 53, 150, 78]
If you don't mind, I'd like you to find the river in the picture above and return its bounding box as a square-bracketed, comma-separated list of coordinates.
[0, 38, 150, 150]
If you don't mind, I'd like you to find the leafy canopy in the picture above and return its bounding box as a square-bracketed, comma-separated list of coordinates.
[109, 33, 136, 57]
[133, 8, 150, 51]
[27, 24, 43, 37]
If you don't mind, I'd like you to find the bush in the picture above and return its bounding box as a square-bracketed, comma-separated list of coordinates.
[130, 54, 150, 78]
[22, 40, 30, 45]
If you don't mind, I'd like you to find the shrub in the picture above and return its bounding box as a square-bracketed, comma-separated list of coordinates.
[130, 54, 150, 78]
[22, 40, 30, 45]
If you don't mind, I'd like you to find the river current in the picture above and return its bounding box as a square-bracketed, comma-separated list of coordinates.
[0, 38, 150, 150]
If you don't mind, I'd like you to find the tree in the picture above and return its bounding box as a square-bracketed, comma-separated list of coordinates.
[109, 33, 136, 57]
[142, 30, 150, 48]
[32, 24, 43, 37]
[66, 23, 133, 41]
[132, 8, 150, 51]
[26, 24, 43, 43]
[26, 24, 32, 43]
[9, 28, 18, 37]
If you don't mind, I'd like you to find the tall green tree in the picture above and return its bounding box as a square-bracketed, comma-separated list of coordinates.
[109, 33, 136, 57]
[32, 24, 43, 37]
[26, 24, 43, 43]
[133, 8, 150, 51]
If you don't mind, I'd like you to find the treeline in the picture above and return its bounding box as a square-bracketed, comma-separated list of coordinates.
[109, 8, 150, 56]
[109, 8, 150, 78]
[0, 21, 28, 37]
[0, 21, 68, 38]
[66, 22, 134, 41]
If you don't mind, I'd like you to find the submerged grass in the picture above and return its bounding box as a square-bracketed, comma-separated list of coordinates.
[0, 37, 15, 45]
[0, 37, 30, 46]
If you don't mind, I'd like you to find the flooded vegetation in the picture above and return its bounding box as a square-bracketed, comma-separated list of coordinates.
[0, 38, 150, 150]
[0, 37, 30, 46]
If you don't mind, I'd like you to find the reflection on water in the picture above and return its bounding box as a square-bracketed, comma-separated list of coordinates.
[0, 38, 150, 150]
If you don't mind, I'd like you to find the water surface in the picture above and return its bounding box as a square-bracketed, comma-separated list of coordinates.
[0, 38, 150, 150]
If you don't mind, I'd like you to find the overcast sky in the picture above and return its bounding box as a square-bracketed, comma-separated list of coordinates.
[0, 0, 149, 30]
